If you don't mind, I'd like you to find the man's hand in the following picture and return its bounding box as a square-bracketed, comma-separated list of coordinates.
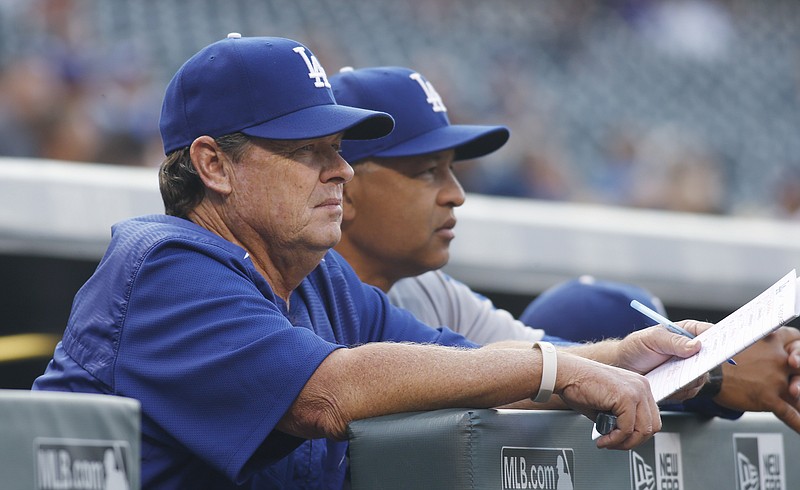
[560, 320, 711, 403]
[612, 320, 709, 375]
[713, 326, 800, 432]
[554, 351, 661, 450]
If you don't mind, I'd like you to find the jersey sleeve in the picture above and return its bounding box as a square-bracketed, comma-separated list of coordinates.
[112, 239, 341, 482]
[389, 271, 546, 345]
[322, 251, 479, 348]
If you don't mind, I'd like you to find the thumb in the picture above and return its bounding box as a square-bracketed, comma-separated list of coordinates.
[668, 320, 709, 358]
[669, 333, 701, 359]
[641, 324, 701, 359]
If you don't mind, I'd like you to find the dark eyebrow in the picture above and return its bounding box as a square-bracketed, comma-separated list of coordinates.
[256, 135, 342, 154]
[249, 137, 303, 154]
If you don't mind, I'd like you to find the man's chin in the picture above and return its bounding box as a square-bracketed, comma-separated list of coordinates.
[309, 228, 342, 253]
[422, 251, 450, 273]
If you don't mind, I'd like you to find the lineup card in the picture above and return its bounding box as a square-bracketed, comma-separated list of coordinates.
[646, 269, 800, 403]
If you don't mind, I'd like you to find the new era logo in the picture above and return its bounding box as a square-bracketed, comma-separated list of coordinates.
[736, 452, 759, 490]
[733, 434, 785, 490]
[630, 451, 655, 490]
[629, 432, 683, 490]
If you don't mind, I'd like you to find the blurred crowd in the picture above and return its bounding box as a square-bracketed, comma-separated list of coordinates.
[1, 0, 799, 218]
[0, 0, 164, 167]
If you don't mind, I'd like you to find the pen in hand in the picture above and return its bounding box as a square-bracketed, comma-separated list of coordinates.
[595, 299, 737, 439]
[629, 299, 736, 366]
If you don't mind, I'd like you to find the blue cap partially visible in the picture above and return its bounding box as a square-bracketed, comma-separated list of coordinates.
[330, 66, 509, 163]
[159, 34, 394, 155]
[519, 275, 667, 343]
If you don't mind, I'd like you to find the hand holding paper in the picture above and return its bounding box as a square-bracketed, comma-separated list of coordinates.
[594, 269, 800, 439]
[630, 299, 736, 366]
[645, 269, 800, 403]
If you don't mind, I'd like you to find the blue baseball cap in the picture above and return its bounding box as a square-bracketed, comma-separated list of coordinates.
[519, 275, 667, 343]
[329, 66, 509, 163]
[159, 33, 395, 155]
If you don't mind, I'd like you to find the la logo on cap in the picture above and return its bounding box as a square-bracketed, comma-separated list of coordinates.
[293, 47, 331, 88]
[409, 72, 447, 113]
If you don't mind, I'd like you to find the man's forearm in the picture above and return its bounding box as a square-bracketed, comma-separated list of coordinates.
[482, 338, 622, 367]
[559, 340, 621, 366]
[279, 342, 547, 440]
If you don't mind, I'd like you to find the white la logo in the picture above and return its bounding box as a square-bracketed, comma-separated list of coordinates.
[293, 47, 331, 88]
[409, 72, 447, 113]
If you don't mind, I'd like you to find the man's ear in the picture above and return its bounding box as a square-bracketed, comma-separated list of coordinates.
[189, 136, 232, 195]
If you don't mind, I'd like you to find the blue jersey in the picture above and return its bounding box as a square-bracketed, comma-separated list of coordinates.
[32, 215, 477, 489]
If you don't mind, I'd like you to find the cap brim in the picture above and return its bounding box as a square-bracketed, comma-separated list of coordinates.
[374, 124, 509, 161]
[241, 104, 394, 141]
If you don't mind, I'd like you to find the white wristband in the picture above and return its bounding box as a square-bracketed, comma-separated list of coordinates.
[531, 341, 557, 403]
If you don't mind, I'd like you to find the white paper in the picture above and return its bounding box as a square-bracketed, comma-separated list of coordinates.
[646, 269, 800, 403]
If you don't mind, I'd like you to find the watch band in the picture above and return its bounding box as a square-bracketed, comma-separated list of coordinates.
[531, 341, 557, 403]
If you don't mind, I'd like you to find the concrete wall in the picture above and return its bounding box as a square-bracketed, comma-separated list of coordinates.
[3, 156, 800, 312]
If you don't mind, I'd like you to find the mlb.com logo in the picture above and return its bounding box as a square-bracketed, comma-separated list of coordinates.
[733, 433, 785, 490]
[501, 446, 574, 489]
[629, 432, 683, 490]
[34, 438, 132, 490]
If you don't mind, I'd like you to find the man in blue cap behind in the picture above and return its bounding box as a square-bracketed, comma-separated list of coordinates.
[332, 66, 544, 345]
[330, 65, 800, 436]
[32, 35, 706, 489]
[520, 275, 667, 343]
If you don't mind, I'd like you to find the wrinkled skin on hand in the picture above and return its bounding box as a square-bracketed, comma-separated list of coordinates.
[554, 352, 661, 450]
[612, 320, 710, 402]
[614, 320, 708, 374]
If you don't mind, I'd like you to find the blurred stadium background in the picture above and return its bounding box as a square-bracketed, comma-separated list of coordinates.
[2, 0, 800, 215]
[1, 0, 800, 387]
